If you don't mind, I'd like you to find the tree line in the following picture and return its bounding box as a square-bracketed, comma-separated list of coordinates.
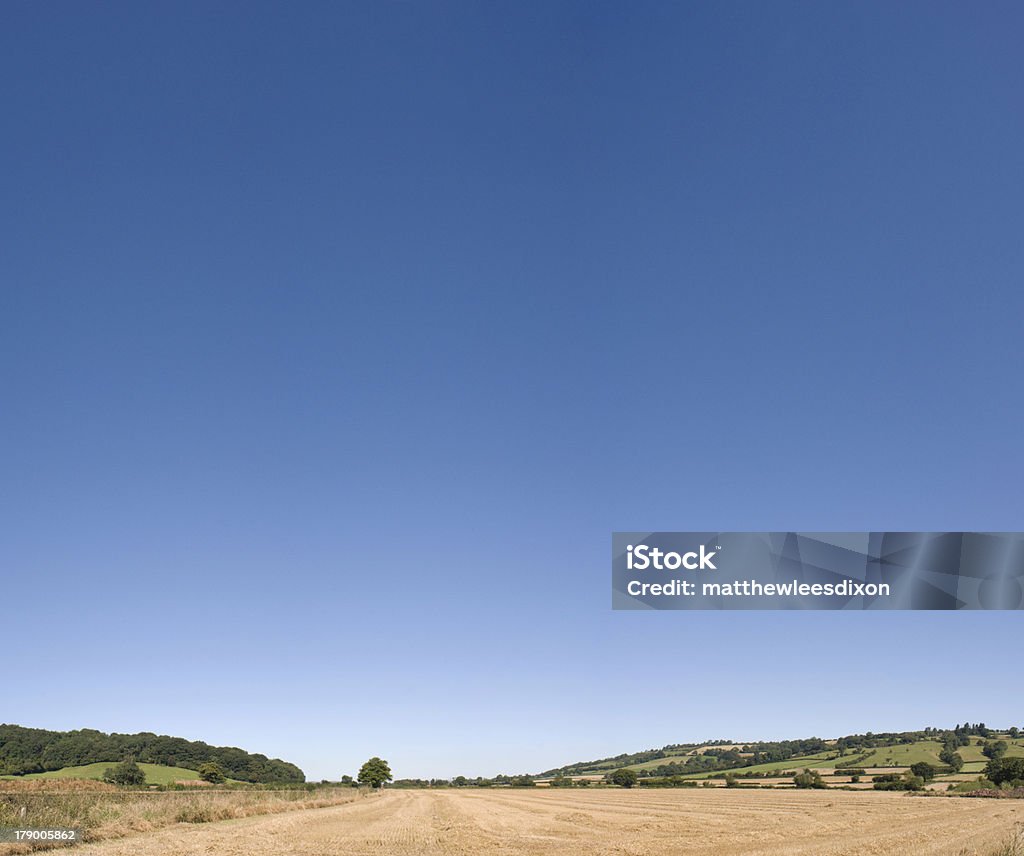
[0, 724, 304, 783]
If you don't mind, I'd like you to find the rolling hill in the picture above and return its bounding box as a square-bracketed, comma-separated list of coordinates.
[0, 724, 304, 783]
[539, 724, 1024, 781]
[6, 762, 207, 785]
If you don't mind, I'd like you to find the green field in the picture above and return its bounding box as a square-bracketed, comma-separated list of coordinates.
[3, 763, 204, 785]
[844, 740, 946, 768]
[680, 752, 838, 778]
[622, 749, 840, 775]
[621, 736, 1024, 780]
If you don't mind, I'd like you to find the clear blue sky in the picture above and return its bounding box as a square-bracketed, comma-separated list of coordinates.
[2, 1, 1022, 781]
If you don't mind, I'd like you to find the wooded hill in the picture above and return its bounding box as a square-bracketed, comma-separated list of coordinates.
[539, 723, 1021, 778]
[0, 724, 304, 783]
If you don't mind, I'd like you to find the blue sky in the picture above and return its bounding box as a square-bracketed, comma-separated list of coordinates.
[2, 1, 1022, 780]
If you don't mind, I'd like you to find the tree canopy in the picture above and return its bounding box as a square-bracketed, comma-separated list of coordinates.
[358, 757, 393, 788]
[0, 724, 304, 783]
[102, 758, 146, 786]
[610, 768, 638, 788]
[199, 762, 226, 784]
[793, 769, 826, 789]
[985, 757, 1024, 786]
[909, 762, 936, 782]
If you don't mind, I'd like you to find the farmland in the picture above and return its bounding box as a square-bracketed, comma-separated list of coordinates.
[684, 736, 1024, 786]
[39, 789, 1024, 856]
[4, 726, 1022, 854]
[542, 732, 1024, 791]
[3, 764, 208, 786]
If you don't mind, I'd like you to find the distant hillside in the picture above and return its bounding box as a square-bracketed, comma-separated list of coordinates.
[0, 724, 304, 783]
[539, 722, 1023, 779]
[9, 762, 212, 785]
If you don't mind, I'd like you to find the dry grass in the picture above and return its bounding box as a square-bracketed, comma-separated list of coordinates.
[0, 781, 116, 794]
[0, 784, 365, 853]
[984, 825, 1024, 856]
[31, 788, 1024, 856]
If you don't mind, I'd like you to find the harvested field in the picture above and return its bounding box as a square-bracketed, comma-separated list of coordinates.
[63, 788, 1023, 856]
[0, 786, 365, 854]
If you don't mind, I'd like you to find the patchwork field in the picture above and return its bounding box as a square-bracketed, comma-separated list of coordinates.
[633, 736, 1024, 786]
[61, 788, 1024, 856]
[2, 764, 206, 785]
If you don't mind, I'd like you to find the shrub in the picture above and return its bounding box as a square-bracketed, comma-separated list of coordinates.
[176, 804, 216, 823]
[953, 778, 992, 793]
[987, 758, 1024, 786]
[909, 762, 937, 782]
[610, 769, 638, 788]
[199, 762, 226, 784]
[939, 746, 964, 772]
[873, 772, 924, 791]
[793, 769, 826, 789]
[102, 759, 146, 786]
[984, 741, 1010, 760]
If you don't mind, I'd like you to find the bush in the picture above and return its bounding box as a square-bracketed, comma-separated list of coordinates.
[987, 758, 1024, 786]
[102, 759, 146, 786]
[951, 778, 997, 793]
[793, 769, 826, 789]
[909, 762, 937, 782]
[939, 746, 964, 772]
[983, 741, 1010, 760]
[199, 762, 226, 784]
[176, 804, 216, 823]
[610, 769, 638, 788]
[872, 772, 923, 791]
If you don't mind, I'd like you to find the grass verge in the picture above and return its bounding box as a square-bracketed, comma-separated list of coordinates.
[0, 781, 367, 853]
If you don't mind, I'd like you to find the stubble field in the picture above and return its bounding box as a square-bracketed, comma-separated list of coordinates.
[67, 788, 1023, 856]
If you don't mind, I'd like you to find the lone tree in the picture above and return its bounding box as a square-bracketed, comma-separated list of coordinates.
[198, 762, 226, 784]
[358, 757, 393, 789]
[909, 762, 936, 782]
[610, 768, 638, 788]
[102, 758, 146, 786]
